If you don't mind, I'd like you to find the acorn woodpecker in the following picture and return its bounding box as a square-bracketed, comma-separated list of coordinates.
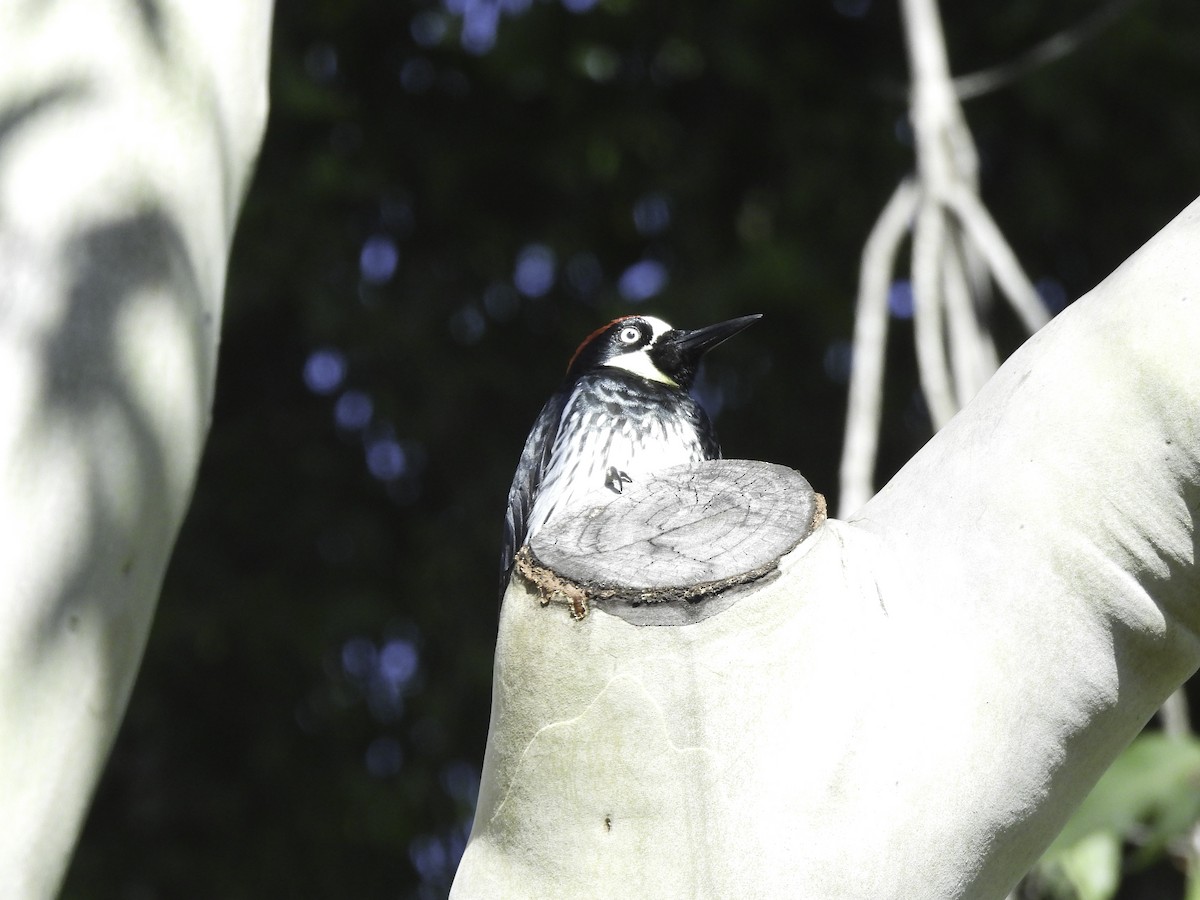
[499, 313, 762, 598]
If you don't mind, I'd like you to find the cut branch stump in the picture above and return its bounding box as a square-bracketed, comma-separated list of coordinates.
[514, 460, 825, 625]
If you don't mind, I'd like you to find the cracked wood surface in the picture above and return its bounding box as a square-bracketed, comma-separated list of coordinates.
[516, 460, 826, 625]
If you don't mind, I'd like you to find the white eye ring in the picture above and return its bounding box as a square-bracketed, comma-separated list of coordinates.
[619, 324, 641, 344]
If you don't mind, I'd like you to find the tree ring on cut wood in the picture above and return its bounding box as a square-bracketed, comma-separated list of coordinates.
[515, 460, 825, 626]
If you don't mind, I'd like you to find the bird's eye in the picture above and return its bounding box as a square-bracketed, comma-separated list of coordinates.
[619, 325, 641, 344]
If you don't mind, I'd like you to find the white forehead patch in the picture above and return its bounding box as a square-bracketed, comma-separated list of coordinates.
[603, 314, 679, 386]
[639, 316, 674, 344]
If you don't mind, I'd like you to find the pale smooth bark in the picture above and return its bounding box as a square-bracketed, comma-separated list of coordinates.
[0, 2, 272, 895]
[458, 196, 1200, 899]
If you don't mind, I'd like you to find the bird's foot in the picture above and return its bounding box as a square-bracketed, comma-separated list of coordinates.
[605, 466, 633, 494]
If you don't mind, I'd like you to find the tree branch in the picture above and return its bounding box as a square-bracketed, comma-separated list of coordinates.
[840, 0, 1048, 509]
[0, 3, 273, 895]
[839, 178, 919, 517]
[463, 195, 1200, 900]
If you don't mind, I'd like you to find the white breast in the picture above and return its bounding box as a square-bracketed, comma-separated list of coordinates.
[525, 382, 709, 541]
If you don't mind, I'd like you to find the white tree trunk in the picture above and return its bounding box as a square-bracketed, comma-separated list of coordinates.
[0, 3, 272, 895]
[458, 196, 1200, 899]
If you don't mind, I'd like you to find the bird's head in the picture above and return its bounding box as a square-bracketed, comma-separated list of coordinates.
[564, 314, 762, 390]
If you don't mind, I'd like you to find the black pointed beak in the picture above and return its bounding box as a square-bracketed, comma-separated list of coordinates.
[672, 314, 763, 358]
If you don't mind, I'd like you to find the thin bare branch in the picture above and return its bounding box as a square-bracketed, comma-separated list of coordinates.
[841, 0, 1052, 521]
[942, 234, 991, 407]
[839, 178, 920, 517]
[912, 203, 958, 429]
[1160, 688, 1192, 738]
[953, 0, 1138, 101]
[943, 183, 1050, 333]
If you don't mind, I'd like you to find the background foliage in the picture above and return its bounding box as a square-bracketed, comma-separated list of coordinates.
[60, 1, 1200, 897]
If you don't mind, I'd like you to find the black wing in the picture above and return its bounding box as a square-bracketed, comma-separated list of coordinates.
[499, 390, 568, 600]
